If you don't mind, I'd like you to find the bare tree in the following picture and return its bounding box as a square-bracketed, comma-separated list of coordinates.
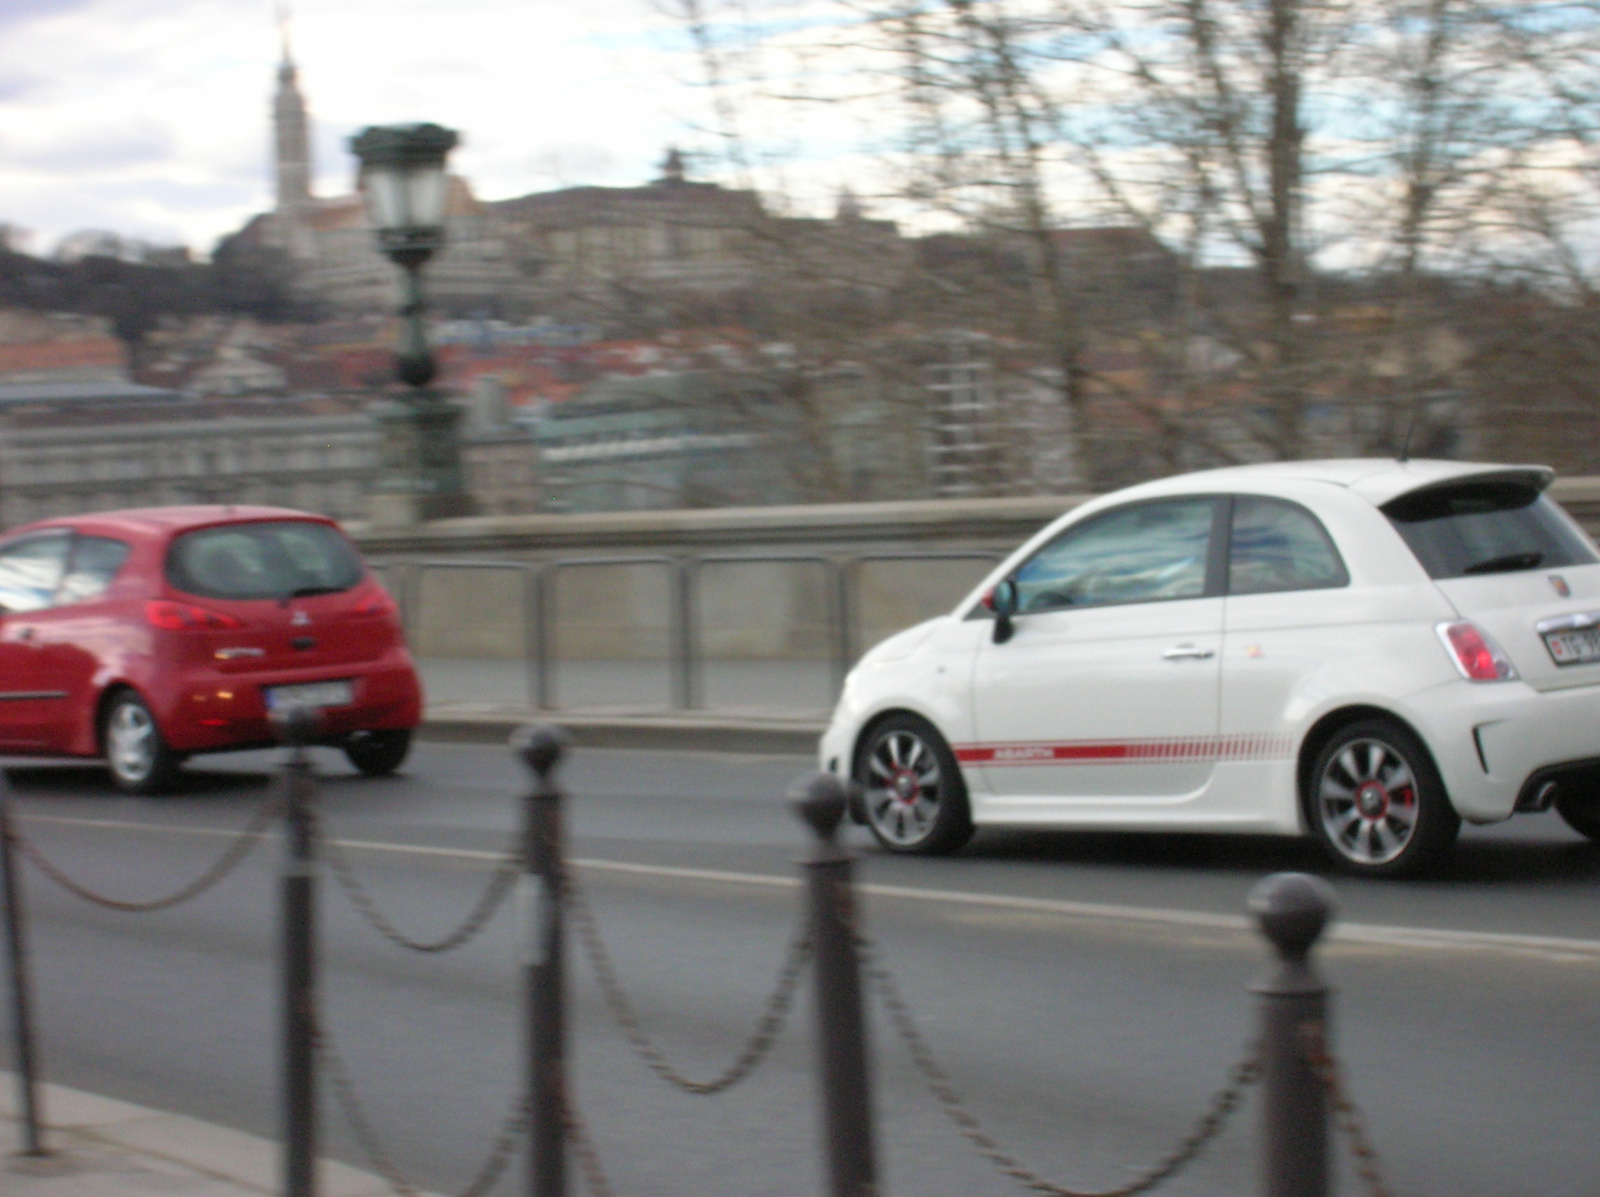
[663, 0, 1600, 488]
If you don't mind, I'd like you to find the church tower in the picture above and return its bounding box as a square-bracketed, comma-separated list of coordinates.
[271, 4, 315, 259]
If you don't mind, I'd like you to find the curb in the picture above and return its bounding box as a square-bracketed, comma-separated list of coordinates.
[419, 711, 824, 756]
[1, 1073, 432, 1197]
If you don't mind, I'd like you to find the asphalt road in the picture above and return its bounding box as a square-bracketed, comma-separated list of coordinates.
[3, 740, 1599, 1197]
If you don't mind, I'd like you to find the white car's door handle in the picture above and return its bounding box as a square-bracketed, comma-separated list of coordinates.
[1162, 644, 1215, 660]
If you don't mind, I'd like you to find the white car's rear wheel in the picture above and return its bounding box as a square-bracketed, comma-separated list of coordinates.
[855, 714, 973, 855]
[1309, 719, 1458, 877]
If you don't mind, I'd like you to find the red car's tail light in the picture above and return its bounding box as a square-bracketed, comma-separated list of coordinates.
[1437, 620, 1519, 681]
[355, 589, 400, 618]
[145, 599, 246, 631]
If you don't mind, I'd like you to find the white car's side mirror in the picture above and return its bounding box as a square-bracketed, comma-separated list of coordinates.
[983, 578, 1019, 644]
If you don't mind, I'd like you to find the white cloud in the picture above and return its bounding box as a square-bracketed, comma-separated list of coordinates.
[0, 0, 714, 254]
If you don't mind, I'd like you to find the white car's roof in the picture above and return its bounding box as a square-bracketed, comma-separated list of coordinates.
[1114, 458, 1555, 509]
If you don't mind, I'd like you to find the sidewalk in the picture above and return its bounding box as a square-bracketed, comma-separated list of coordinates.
[1, 1074, 431, 1197]
[419, 699, 826, 755]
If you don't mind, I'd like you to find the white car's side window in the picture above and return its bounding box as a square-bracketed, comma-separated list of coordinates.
[1013, 498, 1216, 614]
[1228, 497, 1349, 595]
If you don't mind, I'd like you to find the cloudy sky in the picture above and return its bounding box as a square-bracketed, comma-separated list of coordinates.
[0, 0, 724, 257]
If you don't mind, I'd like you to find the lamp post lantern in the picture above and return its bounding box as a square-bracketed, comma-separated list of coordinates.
[350, 122, 475, 523]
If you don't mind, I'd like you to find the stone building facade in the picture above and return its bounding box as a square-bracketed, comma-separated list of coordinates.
[256, 38, 530, 316]
[0, 390, 379, 529]
[255, 53, 907, 324]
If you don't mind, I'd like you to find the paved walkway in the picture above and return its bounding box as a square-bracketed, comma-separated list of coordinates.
[1, 1074, 432, 1197]
[422, 699, 825, 754]
[414, 656, 838, 722]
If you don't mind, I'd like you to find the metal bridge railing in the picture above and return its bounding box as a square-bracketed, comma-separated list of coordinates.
[393, 550, 1003, 716]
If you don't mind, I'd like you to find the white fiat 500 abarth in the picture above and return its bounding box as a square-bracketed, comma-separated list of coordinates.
[820, 458, 1600, 876]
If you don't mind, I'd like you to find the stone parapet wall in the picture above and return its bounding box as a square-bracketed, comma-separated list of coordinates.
[348, 492, 1093, 559]
[353, 479, 1600, 664]
[1551, 477, 1600, 536]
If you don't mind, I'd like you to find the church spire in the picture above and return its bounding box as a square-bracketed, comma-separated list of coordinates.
[271, 1, 314, 257]
[277, 0, 294, 68]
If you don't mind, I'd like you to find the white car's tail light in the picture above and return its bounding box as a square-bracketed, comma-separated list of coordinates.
[1437, 620, 1519, 681]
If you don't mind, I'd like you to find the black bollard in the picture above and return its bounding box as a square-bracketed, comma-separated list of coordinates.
[517, 726, 569, 1197]
[273, 706, 321, 1197]
[792, 773, 878, 1197]
[1249, 871, 1337, 1197]
[0, 773, 45, 1156]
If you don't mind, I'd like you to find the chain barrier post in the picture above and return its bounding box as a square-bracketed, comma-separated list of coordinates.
[1249, 871, 1336, 1197]
[792, 773, 878, 1197]
[274, 706, 322, 1197]
[517, 725, 569, 1197]
[0, 773, 46, 1157]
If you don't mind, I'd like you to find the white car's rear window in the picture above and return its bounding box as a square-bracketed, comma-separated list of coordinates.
[1382, 481, 1596, 580]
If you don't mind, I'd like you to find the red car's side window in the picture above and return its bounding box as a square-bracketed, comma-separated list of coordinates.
[56, 536, 133, 606]
[0, 532, 70, 613]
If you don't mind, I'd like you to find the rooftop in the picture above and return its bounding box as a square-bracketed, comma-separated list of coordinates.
[0, 380, 185, 406]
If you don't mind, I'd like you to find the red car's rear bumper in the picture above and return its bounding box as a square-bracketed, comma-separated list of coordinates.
[155, 650, 424, 753]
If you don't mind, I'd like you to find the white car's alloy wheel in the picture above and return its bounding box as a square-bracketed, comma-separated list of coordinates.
[857, 715, 974, 855]
[866, 728, 942, 846]
[1311, 720, 1457, 876]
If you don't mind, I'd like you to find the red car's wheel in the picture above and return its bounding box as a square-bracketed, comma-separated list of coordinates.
[344, 728, 412, 777]
[103, 691, 182, 795]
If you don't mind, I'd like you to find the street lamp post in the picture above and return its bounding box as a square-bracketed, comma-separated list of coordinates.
[350, 122, 475, 524]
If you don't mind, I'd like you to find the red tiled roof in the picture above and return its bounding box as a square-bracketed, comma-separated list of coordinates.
[306, 196, 366, 233]
[0, 338, 126, 376]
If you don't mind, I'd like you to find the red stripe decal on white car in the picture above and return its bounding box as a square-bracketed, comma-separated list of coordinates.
[954, 734, 1293, 766]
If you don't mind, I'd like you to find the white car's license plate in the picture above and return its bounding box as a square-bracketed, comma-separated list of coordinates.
[1543, 627, 1600, 666]
[265, 680, 354, 709]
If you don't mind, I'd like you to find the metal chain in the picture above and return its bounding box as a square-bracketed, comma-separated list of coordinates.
[1302, 1022, 1394, 1197]
[8, 795, 284, 912]
[315, 1002, 528, 1197]
[563, 1088, 616, 1197]
[565, 866, 812, 1095]
[317, 814, 522, 954]
[864, 939, 1260, 1197]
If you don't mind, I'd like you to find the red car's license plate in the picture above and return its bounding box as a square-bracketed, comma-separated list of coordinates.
[265, 680, 354, 709]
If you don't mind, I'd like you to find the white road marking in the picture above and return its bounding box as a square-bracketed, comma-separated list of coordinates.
[18, 812, 1600, 960]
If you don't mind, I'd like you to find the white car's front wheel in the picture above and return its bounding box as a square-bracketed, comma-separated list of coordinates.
[1309, 719, 1459, 878]
[855, 714, 973, 855]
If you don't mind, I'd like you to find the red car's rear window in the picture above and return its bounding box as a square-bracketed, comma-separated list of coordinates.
[166, 521, 364, 601]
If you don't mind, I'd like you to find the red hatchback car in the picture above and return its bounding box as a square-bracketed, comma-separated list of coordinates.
[0, 506, 422, 793]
